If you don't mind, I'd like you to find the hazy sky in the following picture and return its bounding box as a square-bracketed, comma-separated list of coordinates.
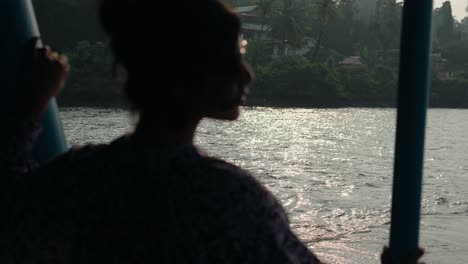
[433, 0, 466, 20]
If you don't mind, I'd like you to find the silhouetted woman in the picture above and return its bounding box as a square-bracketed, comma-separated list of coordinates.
[0, 0, 423, 263]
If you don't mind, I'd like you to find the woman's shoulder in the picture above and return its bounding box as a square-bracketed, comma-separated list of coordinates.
[61, 135, 132, 162]
[196, 154, 262, 188]
[193, 154, 285, 214]
[198, 155, 251, 178]
[21, 135, 134, 194]
[39, 135, 132, 168]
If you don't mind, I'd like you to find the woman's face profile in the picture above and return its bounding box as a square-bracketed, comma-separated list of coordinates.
[200, 34, 253, 121]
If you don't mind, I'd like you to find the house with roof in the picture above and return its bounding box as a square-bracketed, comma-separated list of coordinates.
[235, 5, 271, 40]
[338, 56, 365, 66]
[235, 5, 317, 58]
[431, 53, 450, 80]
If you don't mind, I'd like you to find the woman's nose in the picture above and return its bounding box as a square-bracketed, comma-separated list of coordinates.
[240, 61, 253, 86]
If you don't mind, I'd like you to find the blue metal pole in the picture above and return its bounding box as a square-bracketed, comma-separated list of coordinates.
[389, 0, 433, 261]
[0, 0, 67, 162]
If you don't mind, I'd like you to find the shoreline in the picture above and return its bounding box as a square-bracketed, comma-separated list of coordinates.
[56, 101, 468, 110]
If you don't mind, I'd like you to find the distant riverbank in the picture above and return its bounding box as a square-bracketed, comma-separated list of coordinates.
[57, 95, 468, 109]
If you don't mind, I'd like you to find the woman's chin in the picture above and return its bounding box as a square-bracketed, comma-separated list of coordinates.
[208, 106, 241, 121]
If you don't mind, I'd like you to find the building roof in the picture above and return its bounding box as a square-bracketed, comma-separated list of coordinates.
[235, 5, 257, 13]
[242, 23, 271, 31]
[338, 56, 364, 65]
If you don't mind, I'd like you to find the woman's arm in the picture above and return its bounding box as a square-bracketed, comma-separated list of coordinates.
[0, 38, 69, 176]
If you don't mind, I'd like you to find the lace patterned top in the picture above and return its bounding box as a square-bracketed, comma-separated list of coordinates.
[0, 116, 321, 264]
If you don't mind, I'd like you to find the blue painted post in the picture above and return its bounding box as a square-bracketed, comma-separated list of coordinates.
[0, 0, 67, 162]
[389, 0, 433, 261]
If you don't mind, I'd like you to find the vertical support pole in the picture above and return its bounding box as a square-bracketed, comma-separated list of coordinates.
[0, 0, 67, 162]
[389, 0, 433, 261]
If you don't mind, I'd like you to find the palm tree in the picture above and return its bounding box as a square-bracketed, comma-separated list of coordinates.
[255, 0, 279, 34]
[269, 0, 311, 46]
[370, 0, 402, 64]
[310, 0, 338, 62]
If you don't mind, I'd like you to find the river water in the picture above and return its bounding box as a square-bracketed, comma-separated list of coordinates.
[60, 107, 468, 263]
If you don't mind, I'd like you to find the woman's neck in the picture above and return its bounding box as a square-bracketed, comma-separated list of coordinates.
[133, 114, 200, 146]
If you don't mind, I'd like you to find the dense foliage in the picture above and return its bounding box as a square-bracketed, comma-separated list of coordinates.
[33, 0, 468, 108]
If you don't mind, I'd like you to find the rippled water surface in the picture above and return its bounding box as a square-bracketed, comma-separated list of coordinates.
[61, 107, 468, 264]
